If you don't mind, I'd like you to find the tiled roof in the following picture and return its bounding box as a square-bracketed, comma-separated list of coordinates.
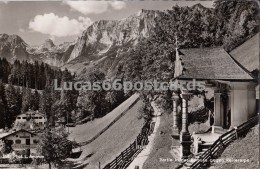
[18, 110, 46, 117]
[230, 33, 259, 72]
[0, 129, 36, 139]
[175, 47, 254, 80]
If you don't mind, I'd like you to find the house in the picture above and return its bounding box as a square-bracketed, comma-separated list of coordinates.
[230, 33, 259, 113]
[1, 129, 39, 156]
[171, 42, 258, 159]
[14, 110, 47, 130]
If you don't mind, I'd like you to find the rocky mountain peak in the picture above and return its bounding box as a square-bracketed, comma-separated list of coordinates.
[41, 39, 55, 49]
[0, 34, 28, 48]
[0, 34, 29, 62]
[67, 9, 163, 63]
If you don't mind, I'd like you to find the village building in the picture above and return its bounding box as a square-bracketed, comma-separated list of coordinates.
[1, 129, 39, 156]
[14, 110, 47, 130]
[171, 35, 258, 159]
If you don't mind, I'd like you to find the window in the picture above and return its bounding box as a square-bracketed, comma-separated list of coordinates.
[17, 117, 21, 119]
[15, 140, 21, 144]
[39, 117, 43, 119]
[33, 140, 38, 144]
[16, 135, 18, 137]
[22, 117, 26, 119]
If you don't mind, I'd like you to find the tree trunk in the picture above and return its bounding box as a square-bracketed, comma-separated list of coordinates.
[48, 162, 51, 169]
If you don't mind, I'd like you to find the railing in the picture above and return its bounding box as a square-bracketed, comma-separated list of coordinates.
[79, 97, 140, 146]
[103, 119, 155, 169]
[189, 114, 259, 169]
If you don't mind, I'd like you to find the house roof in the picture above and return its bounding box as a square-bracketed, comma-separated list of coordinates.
[230, 33, 259, 72]
[175, 47, 254, 81]
[0, 129, 36, 139]
[17, 110, 46, 117]
[0, 132, 9, 139]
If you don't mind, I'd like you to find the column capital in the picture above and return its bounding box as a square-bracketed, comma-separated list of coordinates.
[211, 86, 220, 93]
[214, 92, 222, 96]
[180, 93, 191, 100]
[172, 94, 180, 101]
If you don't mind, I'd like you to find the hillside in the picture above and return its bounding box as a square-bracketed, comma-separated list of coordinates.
[68, 93, 139, 143]
[209, 125, 259, 169]
[230, 33, 259, 72]
[70, 100, 144, 169]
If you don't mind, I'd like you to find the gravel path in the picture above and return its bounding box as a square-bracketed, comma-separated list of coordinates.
[127, 102, 162, 169]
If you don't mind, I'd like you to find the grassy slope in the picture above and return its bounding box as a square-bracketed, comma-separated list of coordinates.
[74, 100, 144, 169]
[68, 93, 139, 143]
[143, 112, 181, 169]
[230, 33, 259, 72]
[210, 125, 259, 169]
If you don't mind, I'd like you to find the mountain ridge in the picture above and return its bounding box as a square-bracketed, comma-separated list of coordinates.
[0, 9, 162, 71]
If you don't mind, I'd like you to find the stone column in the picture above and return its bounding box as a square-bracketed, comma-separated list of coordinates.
[172, 93, 179, 131]
[226, 92, 231, 128]
[180, 92, 192, 159]
[230, 82, 256, 127]
[212, 88, 224, 133]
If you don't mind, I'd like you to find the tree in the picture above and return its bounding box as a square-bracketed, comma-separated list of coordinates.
[31, 90, 40, 111]
[5, 85, 20, 127]
[21, 87, 32, 113]
[0, 82, 7, 129]
[40, 131, 71, 169]
[77, 68, 107, 118]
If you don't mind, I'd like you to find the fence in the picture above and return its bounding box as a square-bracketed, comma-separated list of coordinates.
[189, 114, 259, 169]
[103, 119, 155, 169]
[79, 97, 140, 146]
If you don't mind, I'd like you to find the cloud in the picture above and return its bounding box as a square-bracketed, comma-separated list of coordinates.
[0, 1, 8, 4]
[64, 1, 126, 15]
[19, 28, 25, 33]
[29, 13, 93, 37]
[110, 1, 126, 10]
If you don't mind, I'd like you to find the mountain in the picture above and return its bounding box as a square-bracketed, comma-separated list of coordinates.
[1, 1, 257, 75]
[39, 39, 55, 50]
[27, 40, 75, 67]
[0, 34, 30, 62]
[0, 9, 161, 70]
[63, 9, 161, 73]
[0, 34, 75, 67]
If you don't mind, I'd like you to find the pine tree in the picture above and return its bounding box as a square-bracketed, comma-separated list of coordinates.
[5, 85, 20, 127]
[0, 82, 7, 129]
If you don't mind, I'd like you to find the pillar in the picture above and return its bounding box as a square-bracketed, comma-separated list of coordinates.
[172, 93, 179, 131]
[230, 82, 256, 127]
[226, 92, 231, 128]
[179, 92, 192, 159]
[212, 92, 224, 133]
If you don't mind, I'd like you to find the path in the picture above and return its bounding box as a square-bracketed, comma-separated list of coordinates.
[127, 101, 162, 169]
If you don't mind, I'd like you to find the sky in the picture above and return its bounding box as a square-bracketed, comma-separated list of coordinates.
[0, 0, 215, 46]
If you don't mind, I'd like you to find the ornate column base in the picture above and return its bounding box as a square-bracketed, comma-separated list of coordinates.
[180, 132, 192, 159]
